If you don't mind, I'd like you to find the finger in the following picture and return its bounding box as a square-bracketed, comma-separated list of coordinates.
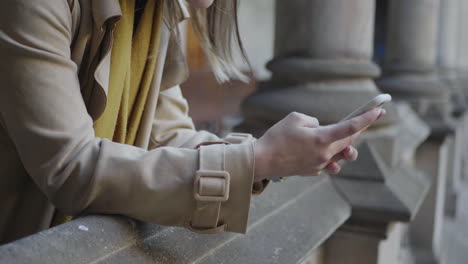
[287, 112, 320, 128]
[326, 161, 341, 175]
[330, 152, 345, 162]
[328, 146, 358, 167]
[342, 146, 358, 161]
[318, 107, 383, 143]
[329, 130, 362, 155]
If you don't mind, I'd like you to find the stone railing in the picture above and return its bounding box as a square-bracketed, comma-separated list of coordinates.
[0, 176, 350, 264]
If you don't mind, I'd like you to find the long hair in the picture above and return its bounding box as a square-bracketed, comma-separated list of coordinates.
[165, 0, 250, 83]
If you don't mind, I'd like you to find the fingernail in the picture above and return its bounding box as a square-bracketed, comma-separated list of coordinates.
[377, 109, 386, 120]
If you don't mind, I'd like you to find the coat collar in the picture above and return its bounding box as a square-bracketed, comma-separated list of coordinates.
[83, 0, 190, 120]
[91, 0, 122, 30]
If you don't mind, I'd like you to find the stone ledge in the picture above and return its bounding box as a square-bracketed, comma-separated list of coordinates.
[0, 176, 350, 264]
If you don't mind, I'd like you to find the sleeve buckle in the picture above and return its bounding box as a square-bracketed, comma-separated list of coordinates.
[194, 170, 230, 202]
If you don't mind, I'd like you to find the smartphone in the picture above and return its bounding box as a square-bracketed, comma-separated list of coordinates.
[340, 94, 392, 122]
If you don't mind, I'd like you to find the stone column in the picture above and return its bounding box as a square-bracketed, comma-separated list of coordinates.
[460, 115, 468, 188]
[377, 0, 456, 137]
[409, 139, 450, 263]
[437, 0, 468, 227]
[376, 1, 460, 263]
[440, 114, 468, 264]
[438, 0, 467, 115]
[455, 0, 468, 222]
[436, 5, 468, 249]
[456, 0, 468, 96]
[454, 0, 468, 206]
[237, 1, 431, 264]
[240, 0, 395, 132]
[437, 1, 468, 262]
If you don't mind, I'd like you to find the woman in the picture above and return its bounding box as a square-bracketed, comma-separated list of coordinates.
[0, 0, 384, 243]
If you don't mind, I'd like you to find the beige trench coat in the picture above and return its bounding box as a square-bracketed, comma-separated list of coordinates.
[0, 0, 260, 244]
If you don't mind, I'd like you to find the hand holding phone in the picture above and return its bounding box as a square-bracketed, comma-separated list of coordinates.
[254, 94, 390, 181]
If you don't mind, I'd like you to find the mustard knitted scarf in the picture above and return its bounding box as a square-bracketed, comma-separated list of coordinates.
[93, 0, 163, 145]
[52, 0, 163, 225]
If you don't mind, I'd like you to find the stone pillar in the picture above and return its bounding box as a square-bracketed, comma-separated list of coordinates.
[452, 114, 468, 222]
[456, 0, 468, 97]
[409, 139, 450, 263]
[438, 2, 468, 257]
[438, 0, 467, 115]
[237, 1, 431, 264]
[436, 1, 468, 262]
[240, 0, 395, 133]
[457, 0, 468, 203]
[460, 115, 468, 186]
[377, 0, 456, 137]
[455, 0, 468, 216]
[376, 2, 463, 263]
[443, 135, 459, 218]
[437, 0, 468, 231]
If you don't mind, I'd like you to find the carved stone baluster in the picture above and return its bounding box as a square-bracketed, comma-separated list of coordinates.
[378, 0, 456, 137]
[237, 1, 430, 264]
[438, 0, 467, 116]
[377, 1, 459, 263]
[240, 0, 394, 135]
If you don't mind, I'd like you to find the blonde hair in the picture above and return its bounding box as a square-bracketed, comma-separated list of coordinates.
[165, 0, 249, 83]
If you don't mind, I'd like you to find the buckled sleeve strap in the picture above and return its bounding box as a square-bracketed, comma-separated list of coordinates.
[189, 143, 255, 234]
[191, 144, 228, 231]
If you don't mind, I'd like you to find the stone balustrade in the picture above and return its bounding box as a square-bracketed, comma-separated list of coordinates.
[0, 176, 350, 264]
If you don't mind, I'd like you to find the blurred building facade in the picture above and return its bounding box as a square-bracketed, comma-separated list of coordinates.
[1, 0, 468, 263]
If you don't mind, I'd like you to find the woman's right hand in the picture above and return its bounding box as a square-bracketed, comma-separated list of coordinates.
[252, 108, 385, 181]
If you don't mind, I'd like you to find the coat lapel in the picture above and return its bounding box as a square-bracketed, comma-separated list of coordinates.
[91, 0, 122, 30]
[80, 0, 122, 120]
[82, 0, 190, 122]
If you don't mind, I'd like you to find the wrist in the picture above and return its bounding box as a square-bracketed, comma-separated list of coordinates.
[253, 141, 270, 181]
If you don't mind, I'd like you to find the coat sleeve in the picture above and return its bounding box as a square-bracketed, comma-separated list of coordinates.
[150, 85, 269, 195]
[0, 0, 255, 233]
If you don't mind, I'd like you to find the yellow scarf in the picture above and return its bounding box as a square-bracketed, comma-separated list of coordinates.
[52, 0, 163, 226]
[94, 0, 163, 145]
